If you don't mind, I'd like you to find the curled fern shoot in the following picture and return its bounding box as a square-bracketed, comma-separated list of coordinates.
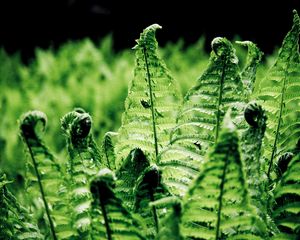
[20, 110, 58, 240]
[241, 102, 267, 200]
[241, 102, 278, 234]
[61, 109, 101, 238]
[115, 24, 182, 167]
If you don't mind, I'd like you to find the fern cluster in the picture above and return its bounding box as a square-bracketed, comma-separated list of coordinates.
[1, 9, 300, 240]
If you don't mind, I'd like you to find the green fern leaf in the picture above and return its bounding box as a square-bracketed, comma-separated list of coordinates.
[272, 153, 300, 238]
[90, 168, 146, 240]
[256, 10, 300, 180]
[116, 148, 150, 210]
[236, 41, 263, 96]
[241, 102, 278, 234]
[241, 102, 267, 206]
[61, 109, 101, 238]
[159, 37, 245, 196]
[0, 174, 44, 240]
[102, 131, 118, 170]
[0, 175, 15, 239]
[133, 164, 170, 238]
[180, 113, 267, 239]
[20, 110, 67, 240]
[115, 24, 182, 167]
[155, 201, 183, 240]
[116, 148, 170, 238]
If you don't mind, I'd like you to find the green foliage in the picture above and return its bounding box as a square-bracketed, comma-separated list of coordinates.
[241, 103, 268, 207]
[256, 10, 300, 180]
[236, 41, 263, 97]
[20, 111, 71, 239]
[156, 201, 183, 240]
[0, 174, 43, 239]
[180, 114, 267, 239]
[1, 9, 300, 240]
[61, 109, 101, 238]
[272, 153, 300, 239]
[116, 148, 150, 210]
[241, 102, 279, 234]
[133, 164, 170, 238]
[101, 132, 118, 170]
[115, 24, 182, 167]
[90, 168, 145, 240]
[115, 148, 170, 238]
[158, 37, 247, 197]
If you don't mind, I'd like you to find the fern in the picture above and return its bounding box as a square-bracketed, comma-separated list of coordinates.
[115, 24, 182, 167]
[158, 37, 245, 196]
[133, 164, 170, 238]
[61, 109, 101, 238]
[180, 113, 267, 239]
[90, 168, 145, 240]
[117, 147, 172, 238]
[116, 148, 150, 210]
[272, 153, 300, 239]
[5, 11, 300, 240]
[241, 102, 267, 207]
[241, 102, 278, 235]
[155, 201, 183, 240]
[256, 10, 300, 180]
[115, 148, 170, 238]
[20, 110, 66, 240]
[0, 174, 43, 240]
[276, 152, 294, 179]
[236, 41, 263, 97]
[102, 131, 118, 170]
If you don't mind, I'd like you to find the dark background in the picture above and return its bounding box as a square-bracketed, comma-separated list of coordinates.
[0, 0, 299, 62]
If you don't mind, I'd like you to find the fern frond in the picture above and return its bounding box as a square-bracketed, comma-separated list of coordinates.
[116, 148, 150, 210]
[241, 102, 267, 201]
[256, 10, 300, 180]
[276, 152, 294, 179]
[20, 110, 66, 240]
[133, 164, 170, 238]
[272, 152, 300, 238]
[90, 168, 146, 240]
[0, 174, 44, 240]
[115, 24, 182, 167]
[61, 109, 101, 238]
[180, 113, 267, 239]
[241, 102, 278, 234]
[102, 131, 118, 170]
[155, 201, 183, 240]
[236, 41, 263, 96]
[159, 37, 245, 196]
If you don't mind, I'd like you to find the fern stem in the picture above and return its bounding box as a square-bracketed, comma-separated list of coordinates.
[24, 138, 57, 240]
[267, 55, 291, 181]
[104, 143, 111, 169]
[215, 56, 227, 141]
[143, 46, 159, 160]
[149, 186, 159, 233]
[98, 187, 112, 240]
[215, 152, 229, 240]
